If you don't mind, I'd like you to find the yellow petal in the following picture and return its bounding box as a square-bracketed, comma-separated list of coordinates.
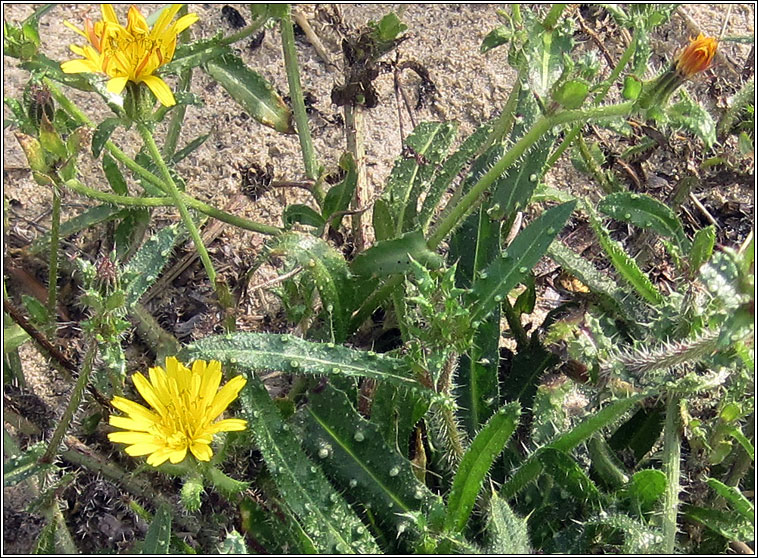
[168, 447, 188, 464]
[151, 4, 182, 38]
[109, 415, 153, 431]
[108, 431, 161, 445]
[198, 360, 223, 408]
[126, 5, 150, 35]
[208, 418, 248, 433]
[172, 12, 199, 36]
[132, 371, 168, 414]
[190, 441, 213, 462]
[123, 442, 164, 456]
[111, 396, 161, 423]
[61, 59, 98, 74]
[63, 20, 88, 39]
[141, 74, 176, 107]
[146, 448, 174, 466]
[101, 4, 119, 25]
[106, 75, 130, 95]
[207, 375, 247, 419]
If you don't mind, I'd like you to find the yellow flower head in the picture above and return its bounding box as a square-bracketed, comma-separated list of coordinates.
[61, 4, 198, 106]
[108, 357, 247, 467]
[674, 34, 718, 78]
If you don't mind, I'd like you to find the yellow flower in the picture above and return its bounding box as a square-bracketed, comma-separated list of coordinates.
[108, 357, 247, 466]
[61, 4, 198, 106]
[674, 34, 718, 78]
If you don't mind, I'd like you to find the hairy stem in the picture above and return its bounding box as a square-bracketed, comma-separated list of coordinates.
[40, 338, 98, 464]
[661, 393, 682, 553]
[137, 121, 217, 286]
[46, 182, 61, 336]
[281, 6, 320, 186]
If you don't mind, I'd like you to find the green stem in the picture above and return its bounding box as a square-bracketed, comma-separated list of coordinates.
[220, 17, 267, 46]
[63, 178, 280, 235]
[478, 77, 522, 158]
[46, 182, 61, 335]
[429, 101, 635, 248]
[661, 393, 682, 553]
[163, 5, 192, 159]
[502, 297, 529, 350]
[577, 133, 614, 194]
[137, 122, 217, 286]
[40, 338, 98, 465]
[280, 6, 320, 187]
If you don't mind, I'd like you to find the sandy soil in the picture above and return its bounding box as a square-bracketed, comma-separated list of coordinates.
[2, 4, 754, 554]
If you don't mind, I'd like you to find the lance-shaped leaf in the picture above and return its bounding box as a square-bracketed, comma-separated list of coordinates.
[298, 384, 440, 542]
[184, 332, 435, 397]
[283, 204, 326, 230]
[586, 202, 664, 306]
[500, 393, 648, 499]
[598, 192, 687, 248]
[29, 204, 124, 255]
[92, 117, 121, 158]
[445, 402, 521, 533]
[267, 232, 352, 341]
[351, 230, 443, 278]
[122, 224, 183, 307]
[205, 53, 293, 133]
[383, 121, 458, 235]
[688, 225, 715, 277]
[538, 448, 602, 509]
[485, 494, 531, 554]
[141, 504, 172, 554]
[3, 441, 54, 487]
[322, 152, 357, 230]
[469, 201, 576, 323]
[705, 478, 754, 522]
[239, 376, 381, 553]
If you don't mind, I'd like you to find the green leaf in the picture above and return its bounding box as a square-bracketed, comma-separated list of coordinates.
[4, 324, 30, 353]
[102, 153, 129, 195]
[586, 202, 664, 306]
[29, 204, 123, 256]
[267, 232, 352, 341]
[372, 198, 395, 242]
[485, 494, 531, 554]
[469, 201, 576, 323]
[539, 447, 602, 509]
[726, 426, 754, 460]
[383, 122, 458, 235]
[598, 192, 686, 245]
[481, 25, 512, 54]
[170, 133, 210, 164]
[3, 441, 54, 486]
[282, 204, 326, 230]
[552, 78, 590, 109]
[667, 90, 717, 150]
[445, 402, 521, 533]
[627, 469, 666, 507]
[141, 504, 172, 554]
[705, 478, 754, 522]
[240, 496, 316, 554]
[163, 38, 231, 74]
[371, 381, 430, 454]
[351, 230, 443, 278]
[587, 435, 629, 490]
[33, 520, 56, 554]
[322, 152, 358, 229]
[204, 53, 293, 133]
[419, 121, 493, 229]
[683, 504, 754, 541]
[500, 393, 648, 499]
[298, 384, 439, 542]
[239, 376, 381, 553]
[184, 332, 434, 397]
[688, 225, 716, 276]
[92, 117, 121, 158]
[122, 224, 183, 307]
[502, 333, 559, 411]
[217, 530, 247, 554]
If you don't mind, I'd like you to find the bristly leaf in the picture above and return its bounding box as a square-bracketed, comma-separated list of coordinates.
[204, 53, 293, 133]
[351, 230, 443, 278]
[469, 201, 576, 323]
[322, 152, 358, 230]
[298, 383, 440, 546]
[444, 402, 521, 533]
[29, 204, 124, 256]
[597, 192, 687, 248]
[705, 478, 754, 522]
[3, 441, 54, 487]
[485, 494, 531, 554]
[586, 202, 664, 306]
[688, 225, 716, 277]
[538, 447, 603, 509]
[683, 504, 754, 541]
[141, 504, 172, 554]
[266, 232, 352, 341]
[666, 90, 717, 150]
[92, 117, 121, 158]
[184, 332, 435, 398]
[239, 375, 381, 553]
[122, 224, 183, 307]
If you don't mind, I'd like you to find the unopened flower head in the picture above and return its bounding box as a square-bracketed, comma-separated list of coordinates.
[108, 357, 247, 466]
[674, 34, 718, 78]
[61, 4, 198, 106]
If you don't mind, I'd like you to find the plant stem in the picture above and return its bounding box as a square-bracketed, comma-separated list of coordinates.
[429, 101, 635, 248]
[220, 17, 267, 46]
[137, 122, 217, 286]
[661, 393, 682, 553]
[40, 338, 98, 464]
[163, 4, 193, 158]
[63, 178, 280, 235]
[344, 103, 370, 250]
[280, 6, 320, 185]
[46, 182, 61, 336]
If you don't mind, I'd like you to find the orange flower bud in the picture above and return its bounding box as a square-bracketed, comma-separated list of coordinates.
[674, 34, 718, 78]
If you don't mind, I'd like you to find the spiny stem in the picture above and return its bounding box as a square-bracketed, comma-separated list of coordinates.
[280, 6, 320, 186]
[137, 121, 217, 286]
[661, 393, 682, 553]
[40, 338, 98, 465]
[46, 181, 61, 337]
